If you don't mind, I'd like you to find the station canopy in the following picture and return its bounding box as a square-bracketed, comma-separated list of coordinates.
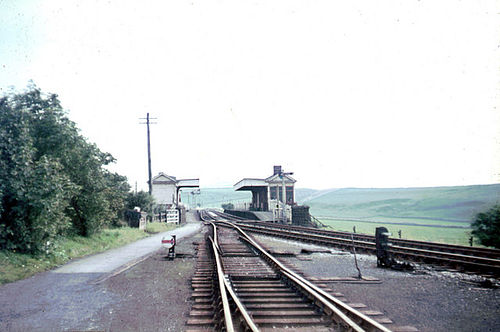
[234, 174, 295, 192]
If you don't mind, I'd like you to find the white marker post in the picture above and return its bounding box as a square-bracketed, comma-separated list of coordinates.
[161, 235, 176, 260]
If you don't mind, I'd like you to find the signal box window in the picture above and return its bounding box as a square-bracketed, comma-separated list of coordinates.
[286, 186, 294, 204]
[270, 186, 277, 200]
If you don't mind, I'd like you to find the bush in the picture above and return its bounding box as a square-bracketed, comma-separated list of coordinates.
[125, 190, 155, 213]
[471, 205, 500, 248]
[0, 85, 130, 253]
[221, 203, 234, 210]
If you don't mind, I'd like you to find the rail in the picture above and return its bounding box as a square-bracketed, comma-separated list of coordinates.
[218, 220, 393, 332]
[208, 234, 234, 332]
[209, 222, 259, 332]
[225, 218, 500, 276]
[236, 219, 500, 259]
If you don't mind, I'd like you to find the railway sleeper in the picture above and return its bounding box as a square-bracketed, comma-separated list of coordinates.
[244, 302, 313, 310]
[259, 327, 332, 332]
[213, 222, 406, 331]
[252, 316, 330, 326]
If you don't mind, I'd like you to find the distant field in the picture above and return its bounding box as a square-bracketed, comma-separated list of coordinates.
[303, 184, 500, 222]
[185, 185, 500, 218]
[319, 218, 473, 246]
[180, 187, 251, 209]
[318, 216, 469, 228]
[374, 216, 470, 226]
[191, 184, 500, 246]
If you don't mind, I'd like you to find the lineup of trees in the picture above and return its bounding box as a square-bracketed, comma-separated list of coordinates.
[0, 86, 134, 254]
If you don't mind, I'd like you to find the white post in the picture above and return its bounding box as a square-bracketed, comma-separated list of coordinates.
[267, 184, 271, 212]
[282, 175, 287, 223]
[279, 170, 294, 224]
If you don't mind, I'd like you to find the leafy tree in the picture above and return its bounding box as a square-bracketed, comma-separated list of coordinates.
[471, 205, 500, 248]
[0, 85, 130, 252]
[0, 89, 76, 252]
[103, 172, 131, 227]
[125, 190, 155, 213]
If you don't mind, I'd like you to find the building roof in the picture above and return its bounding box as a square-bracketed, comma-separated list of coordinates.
[234, 174, 296, 191]
[265, 173, 297, 184]
[152, 173, 177, 184]
[152, 173, 199, 188]
[234, 178, 268, 191]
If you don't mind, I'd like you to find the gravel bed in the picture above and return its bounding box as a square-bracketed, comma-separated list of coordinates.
[252, 234, 500, 332]
[95, 223, 206, 331]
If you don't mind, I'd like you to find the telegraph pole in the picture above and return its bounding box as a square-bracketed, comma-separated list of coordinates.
[146, 113, 152, 195]
[140, 113, 157, 195]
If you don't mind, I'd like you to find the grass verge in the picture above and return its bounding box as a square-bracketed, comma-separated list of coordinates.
[145, 221, 178, 234]
[0, 224, 178, 285]
[320, 218, 474, 246]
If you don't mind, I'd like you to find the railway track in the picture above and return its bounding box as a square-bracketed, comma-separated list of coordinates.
[237, 221, 500, 259]
[186, 211, 415, 331]
[209, 210, 500, 278]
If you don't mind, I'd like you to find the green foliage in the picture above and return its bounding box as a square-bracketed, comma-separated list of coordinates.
[471, 205, 500, 248]
[221, 202, 234, 210]
[0, 85, 130, 253]
[126, 190, 155, 213]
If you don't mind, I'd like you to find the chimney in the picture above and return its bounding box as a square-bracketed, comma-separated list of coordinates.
[273, 165, 282, 175]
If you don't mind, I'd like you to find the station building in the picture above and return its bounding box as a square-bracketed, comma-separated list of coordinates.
[233, 166, 296, 219]
[151, 172, 199, 210]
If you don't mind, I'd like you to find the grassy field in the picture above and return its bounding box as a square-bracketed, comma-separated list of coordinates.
[0, 223, 178, 285]
[320, 218, 473, 246]
[304, 184, 500, 222]
[319, 216, 470, 228]
[372, 216, 469, 227]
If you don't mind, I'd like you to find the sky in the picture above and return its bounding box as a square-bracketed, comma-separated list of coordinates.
[1, 0, 499, 190]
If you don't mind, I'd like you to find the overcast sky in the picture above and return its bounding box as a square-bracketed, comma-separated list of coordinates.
[1, 0, 499, 190]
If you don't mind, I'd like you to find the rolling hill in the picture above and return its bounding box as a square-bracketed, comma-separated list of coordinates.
[300, 184, 500, 222]
[183, 184, 500, 223]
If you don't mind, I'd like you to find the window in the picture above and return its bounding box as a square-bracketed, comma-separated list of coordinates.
[286, 186, 294, 204]
[270, 186, 277, 200]
[271, 186, 293, 203]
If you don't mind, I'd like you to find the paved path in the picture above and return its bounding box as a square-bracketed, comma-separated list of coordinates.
[0, 214, 202, 332]
[54, 222, 200, 274]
